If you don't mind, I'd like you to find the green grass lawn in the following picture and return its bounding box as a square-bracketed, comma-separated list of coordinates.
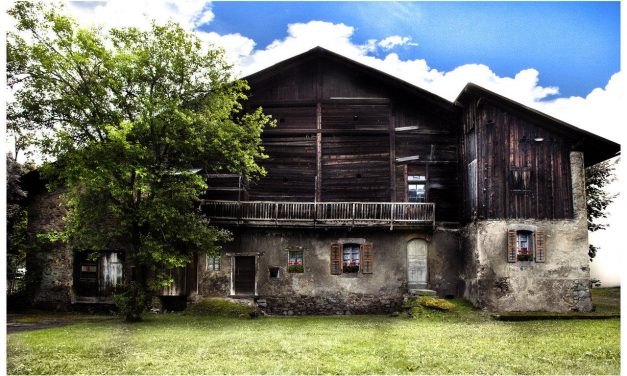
[7, 291, 620, 375]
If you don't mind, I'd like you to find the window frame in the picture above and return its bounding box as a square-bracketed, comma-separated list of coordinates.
[206, 255, 221, 271]
[515, 231, 534, 261]
[287, 249, 304, 273]
[407, 175, 427, 203]
[507, 227, 546, 263]
[342, 243, 361, 273]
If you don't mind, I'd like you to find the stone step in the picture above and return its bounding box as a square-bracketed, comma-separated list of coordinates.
[409, 289, 437, 296]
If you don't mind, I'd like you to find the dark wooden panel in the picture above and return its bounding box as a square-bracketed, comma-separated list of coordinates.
[469, 102, 574, 220]
[248, 60, 317, 102]
[322, 104, 390, 130]
[321, 63, 390, 99]
[261, 106, 317, 130]
[234, 256, 255, 294]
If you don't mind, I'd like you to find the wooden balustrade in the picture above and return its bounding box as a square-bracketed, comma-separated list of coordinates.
[202, 200, 435, 228]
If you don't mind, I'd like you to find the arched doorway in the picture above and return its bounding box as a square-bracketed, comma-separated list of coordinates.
[407, 239, 428, 290]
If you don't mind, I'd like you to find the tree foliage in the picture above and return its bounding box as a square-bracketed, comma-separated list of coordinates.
[6, 155, 32, 295]
[7, 2, 273, 318]
[585, 158, 618, 260]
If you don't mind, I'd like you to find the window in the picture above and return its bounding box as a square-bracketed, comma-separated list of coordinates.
[507, 229, 545, 263]
[288, 250, 303, 273]
[342, 243, 360, 273]
[330, 243, 374, 274]
[80, 264, 97, 274]
[510, 166, 532, 193]
[207, 256, 221, 271]
[516, 231, 534, 261]
[408, 175, 426, 202]
[269, 267, 281, 279]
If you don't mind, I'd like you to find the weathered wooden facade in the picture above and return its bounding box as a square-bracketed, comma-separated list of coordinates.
[195, 47, 619, 313]
[26, 47, 619, 313]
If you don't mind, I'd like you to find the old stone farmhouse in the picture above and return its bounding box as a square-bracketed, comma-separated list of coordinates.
[25, 47, 620, 313]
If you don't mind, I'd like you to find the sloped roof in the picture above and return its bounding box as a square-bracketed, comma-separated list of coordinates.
[244, 46, 457, 113]
[455, 83, 620, 166]
[244, 46, 619, 166]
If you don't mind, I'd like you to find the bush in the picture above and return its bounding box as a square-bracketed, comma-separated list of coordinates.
[112, 282, 151, 322]
[185, 298, 256, 318]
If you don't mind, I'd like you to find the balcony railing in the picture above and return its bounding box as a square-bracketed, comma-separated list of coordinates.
[202, 201, 435, 228]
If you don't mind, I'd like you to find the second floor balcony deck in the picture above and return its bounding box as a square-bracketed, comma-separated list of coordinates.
[202, 200, 435, 229]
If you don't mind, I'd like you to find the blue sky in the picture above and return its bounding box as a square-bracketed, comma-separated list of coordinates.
[204, 1, 620, 98]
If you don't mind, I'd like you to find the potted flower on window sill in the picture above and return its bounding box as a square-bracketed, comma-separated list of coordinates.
[343, 262, 360, 273]
[288, 262, 304, 273]
[516, 250, 534, 262]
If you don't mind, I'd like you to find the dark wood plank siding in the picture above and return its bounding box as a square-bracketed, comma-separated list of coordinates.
[244, 54, 461, 221]
[394, 102, 459, 222]
[322, 63, 390, 99]
[247, 61, 317, 102]
[247, 106, 317, 201]
[461, 99, 573, 220]
[320, 103, 391, 202]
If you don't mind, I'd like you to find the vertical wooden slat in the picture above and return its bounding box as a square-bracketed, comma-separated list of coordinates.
[330, 243, 342, 275]
[361, 243, 373, 274]
[389, 107, 396, 202]
[316, 102, 322, 202]
[535, 230, 546, 263]
[507, 229, 517, 263]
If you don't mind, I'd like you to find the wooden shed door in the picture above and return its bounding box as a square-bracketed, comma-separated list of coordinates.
[407, 239, 428, 290]
[234, 256, 256, 294]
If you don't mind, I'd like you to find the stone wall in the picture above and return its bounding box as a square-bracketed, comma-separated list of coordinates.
[197, 227, 460, 314]
[259, 293, 404, 315]
[197, 254, 231, 296]
[26, 190, 74, 309]
[459, 152, 592, 312]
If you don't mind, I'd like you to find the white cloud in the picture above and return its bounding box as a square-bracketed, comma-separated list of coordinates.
[377, 35, 418, 50]
[197, 31, 256, 73]
[66, 0, 213, 30]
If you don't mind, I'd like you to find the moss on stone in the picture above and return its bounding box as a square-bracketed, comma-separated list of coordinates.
[401, 296, 456, 317]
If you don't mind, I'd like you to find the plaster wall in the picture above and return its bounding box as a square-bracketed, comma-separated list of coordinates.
[197, 227, 460, 314]
[460, 152, 592, 312]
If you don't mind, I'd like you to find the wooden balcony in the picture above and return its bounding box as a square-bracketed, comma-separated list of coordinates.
[202, 201, 435, 229]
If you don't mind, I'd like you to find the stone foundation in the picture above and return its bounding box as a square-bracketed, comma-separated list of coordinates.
[257, 293, 404, 315]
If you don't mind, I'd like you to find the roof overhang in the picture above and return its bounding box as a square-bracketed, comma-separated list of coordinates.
[455, 83, 620, 166]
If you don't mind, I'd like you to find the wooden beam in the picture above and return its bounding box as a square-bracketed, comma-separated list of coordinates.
[389, 108, 396, 202]
[396, 155, 420, 162]
[316, 102, 322, 202]
[263, 129, 389, 136]
[394, 126, 420, 132]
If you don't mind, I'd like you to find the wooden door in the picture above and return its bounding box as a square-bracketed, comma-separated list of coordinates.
[407, 239, 428, 290]
[234, 256, 256, 294]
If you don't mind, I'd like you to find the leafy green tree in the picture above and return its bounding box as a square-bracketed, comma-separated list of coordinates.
[7, 2, 273, 320]
[6, 155, 31, 296]
[585, 158, 618, 260]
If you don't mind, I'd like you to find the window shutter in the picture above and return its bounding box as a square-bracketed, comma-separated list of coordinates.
[361, 243, 373, 274]
[507, 229, 517, 263]
[535, 230, 546, 263]
[330, 243, 342, 275]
